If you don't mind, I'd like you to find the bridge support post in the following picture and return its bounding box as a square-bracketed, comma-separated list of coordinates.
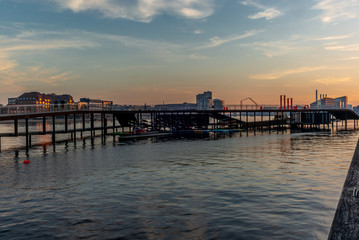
[82, 113, 85, 139]
[253, 111, 256, 135]
[261, 111, 263, 133]
[42, 117, 46, 134]
[73, 114, 77, 145]
[91, 113, 94, 139]
[14, 119, 18, 136]
[65, 114, 68, 133]
[246, 111, 249, 133]
[25, 118, 29, 150]
[104, 114, 108, 135]
[52, 115, 56, 145]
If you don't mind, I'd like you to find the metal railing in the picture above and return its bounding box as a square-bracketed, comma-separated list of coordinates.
[0, 103, 112, 116]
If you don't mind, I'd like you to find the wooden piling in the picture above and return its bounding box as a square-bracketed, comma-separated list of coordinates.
[14, 119, 18, 136]
[42, 116, 46, 134]
[91, 113, 94, 138]
[25, 118, 29, 150]
[329, 139, 359, 239]
[52, 115, 55, 145]
[65, 114, 68, 133]
[73, 114, 77, 145]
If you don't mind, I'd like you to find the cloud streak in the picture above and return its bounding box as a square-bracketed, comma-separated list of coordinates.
[314, 77, 351, 85]
[312, 0, 359, 23]
[250, 66, 328, 80]
[199, 30, 260, 49]
[52, 0, 215, 22]
[241, 0, 283, 20]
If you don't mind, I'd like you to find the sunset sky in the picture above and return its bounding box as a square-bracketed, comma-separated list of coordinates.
[1, 0, 359, 106]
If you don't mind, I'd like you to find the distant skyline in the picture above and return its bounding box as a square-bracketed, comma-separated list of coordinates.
[1, 0, 359, 105]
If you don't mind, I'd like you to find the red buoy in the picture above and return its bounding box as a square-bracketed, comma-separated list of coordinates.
[23, 160, 31, 164]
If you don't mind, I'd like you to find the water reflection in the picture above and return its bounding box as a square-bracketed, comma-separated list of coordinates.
[0, 130, 357, 239]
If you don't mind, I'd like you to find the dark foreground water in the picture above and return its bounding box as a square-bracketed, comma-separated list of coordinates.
[0, 131, 357, 239]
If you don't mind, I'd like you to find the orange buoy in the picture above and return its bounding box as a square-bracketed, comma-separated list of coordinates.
[23, 160, 31, 164]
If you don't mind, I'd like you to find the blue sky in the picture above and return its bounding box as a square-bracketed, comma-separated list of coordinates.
[1, 0, 359, 105]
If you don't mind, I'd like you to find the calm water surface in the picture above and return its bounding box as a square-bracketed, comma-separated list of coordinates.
[0, 130, 357, 239]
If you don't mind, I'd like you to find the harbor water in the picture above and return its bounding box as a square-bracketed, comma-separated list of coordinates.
[0, 128, 357, 239]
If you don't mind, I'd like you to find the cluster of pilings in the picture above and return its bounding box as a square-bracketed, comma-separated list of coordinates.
[0, 109, 358, 152]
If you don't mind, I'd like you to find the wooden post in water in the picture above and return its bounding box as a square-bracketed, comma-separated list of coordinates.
[73, 114, 77, 145]
[261, 111, 263, 133]
[52, 115, 56, 145]
[101, 113, 104, 142]
[65, 114, 68, 133]
[91, 113, 94, 139]
[25, 118, 29, 150]
[246, 111, 249, 132]
[329, 139, 359, 239]
[42, 116, 46, 134]
[14, 119, 18, 136]
[81, 113, 85, 139]
[104, 114, 107, 135]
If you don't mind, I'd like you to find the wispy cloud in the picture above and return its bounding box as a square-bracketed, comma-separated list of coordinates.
[250, 66, 328, 80]
[199, 30, 260, 49]
[313, 34, 353, 41]
[242, 35, 311, 57]
[325, 43, 359, 51]
[337, 56, 359, 61]
[241, 0, 283, 20]
[53, 0, 215, 22]
[188, 54, 209, 60]
[0, 29, 89, 92]
[314, 77, 351, 85]
[0, 58, 17, 72]
[0, 29, 99, 53]
[312, 0, 359, 23]
[194, 29, 204, 34]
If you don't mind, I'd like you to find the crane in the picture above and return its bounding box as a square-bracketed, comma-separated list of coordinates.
[240, 97, 258, 110]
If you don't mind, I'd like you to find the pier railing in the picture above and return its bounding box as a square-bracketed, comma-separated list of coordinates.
[0, 103, 113, 115]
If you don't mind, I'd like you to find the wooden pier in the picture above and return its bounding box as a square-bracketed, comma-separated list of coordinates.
[0, 108, 358, 152]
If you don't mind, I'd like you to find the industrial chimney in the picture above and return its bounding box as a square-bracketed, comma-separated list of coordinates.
[316, 90, 318, 101]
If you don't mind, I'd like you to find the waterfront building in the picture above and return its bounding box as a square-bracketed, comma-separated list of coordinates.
[335, 96, 348, 109]
[80, 98, 113, 109]
[213, 99, 224, 110]
[10, 91, 74, 106]
[7, 98, 17, 105]
[196, 91, 213, 110]
[310, 97, 335, 109]
[311, 91, 349, 109]
[56, 94, 74, 104]
[310, 95, 349, 109]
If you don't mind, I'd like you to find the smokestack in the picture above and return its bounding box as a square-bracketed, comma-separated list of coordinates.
[320, 94, 322, 99]
[280, 95, 282, 110]
[316, 90, 318, 101]
[283, 95, 286, 110]
[290, 98, 293, 110]
[287, 98, 289, 110]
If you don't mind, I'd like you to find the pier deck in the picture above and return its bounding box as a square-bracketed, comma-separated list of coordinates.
[0, 108, 358, 152]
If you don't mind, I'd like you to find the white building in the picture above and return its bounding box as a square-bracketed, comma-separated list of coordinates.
[196, 91, 213, 110]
